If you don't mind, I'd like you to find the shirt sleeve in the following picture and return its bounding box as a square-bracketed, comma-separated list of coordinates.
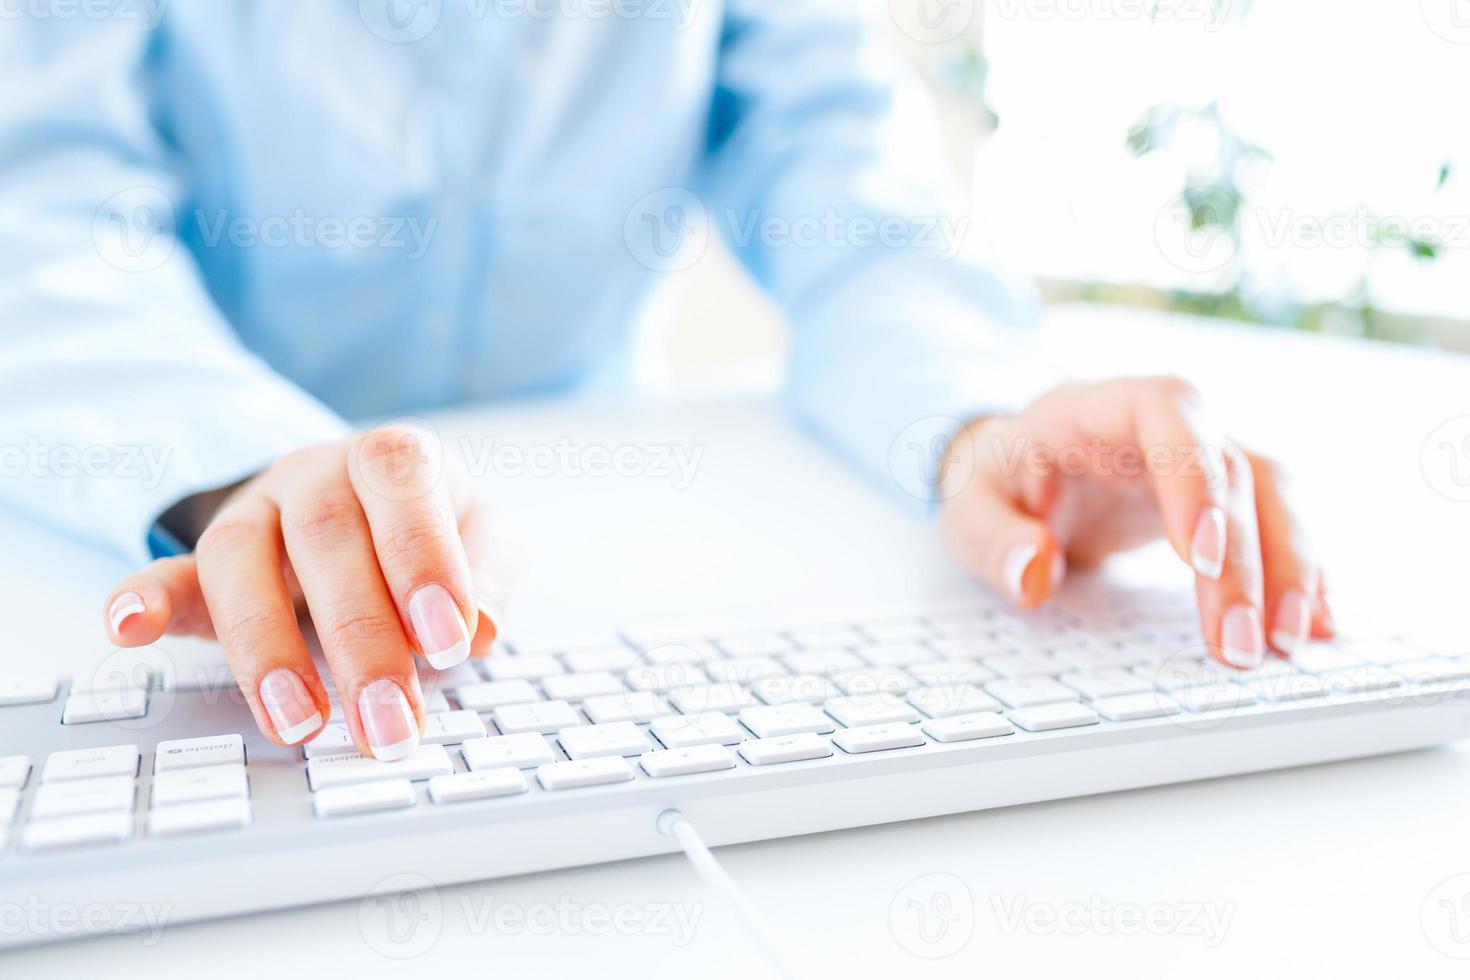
[703, 1, 1058, 507]
[0, 21, 347, 563]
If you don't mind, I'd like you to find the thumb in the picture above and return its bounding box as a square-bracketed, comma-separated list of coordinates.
[103, 555, 214, 645]
[941, 480, 1065, 609]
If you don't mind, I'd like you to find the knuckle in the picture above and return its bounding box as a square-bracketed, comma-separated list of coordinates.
[197, 517, 264, 557]
[215, 606, 296, 659]
[357, 425, 434, 471]
[321, 609, 405, 653]
[378, 517, 458, 569]
[287, 492, 360, 540]
[1150, 374, 1203, 406]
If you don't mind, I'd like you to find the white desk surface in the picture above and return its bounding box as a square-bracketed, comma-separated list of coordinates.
[5, 304, 1470, 977]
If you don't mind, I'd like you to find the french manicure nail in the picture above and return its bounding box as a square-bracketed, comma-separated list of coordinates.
[259, 668, 322, 745]
[1270, 590, 1311, 655]
[108, 591, 146, 634]
[1002, 543, 1040, 602]
[1221, 605, 1264, 669]
[1190, 507, 1226, 580]
[408, 584, 471, 670]
[358, 678, 419, 761]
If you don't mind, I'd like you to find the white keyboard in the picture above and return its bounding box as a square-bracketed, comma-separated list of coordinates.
[3, 586, 1467, 947]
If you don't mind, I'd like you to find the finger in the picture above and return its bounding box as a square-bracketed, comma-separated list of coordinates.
[1194, 447, 1266, 669]
[103, 556, 213, 646]
[941, 472, 1065, 610]
[1248, 451, 1319, 656]
[270, 458, 424, 761]
[347, 424, 476, 669]
[1311, 575, 1336, 638]
[194, 495, 330, 746]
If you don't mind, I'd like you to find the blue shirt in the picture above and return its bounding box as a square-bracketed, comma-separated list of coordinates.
[0, 0, 1043, 562]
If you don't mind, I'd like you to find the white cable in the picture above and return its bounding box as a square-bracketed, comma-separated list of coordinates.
[657, 809, 795, 980]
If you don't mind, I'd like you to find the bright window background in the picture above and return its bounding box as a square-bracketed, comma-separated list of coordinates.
[646, 0, 1470, 390]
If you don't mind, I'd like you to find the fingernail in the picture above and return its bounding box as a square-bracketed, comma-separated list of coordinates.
[259, 668, 323, 745]
[1190, 507, 1226, 580]
[408, 584, 470, 670]
[1270, 590, 1311, 654]
[358, 679, 419, 761]
[1002, 543, 1040, 602]
[108, 591, 146, 634]
[1221, 605, 1264, 669]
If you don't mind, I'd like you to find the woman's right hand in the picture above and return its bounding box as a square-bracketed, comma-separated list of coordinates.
[101, 426, 506, 760]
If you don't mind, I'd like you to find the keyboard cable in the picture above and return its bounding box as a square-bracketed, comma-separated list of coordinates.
[657, 809, 796, 980]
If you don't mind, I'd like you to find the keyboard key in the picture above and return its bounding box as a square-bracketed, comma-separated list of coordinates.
[150, 764, 249, 806]
[485, 655, 564, 681]
[668, 683, 757, 714]
[643, 641, 722, 664]
[0, 674, 59, 706]
[154, 734, 245, 772]
[906, 661, 996, 687]
[704, 657, 787, 684]
[462, 733, 556, 771]
[1290, 644, 1362, 674]
[824, 695, 920, 728]
[23, 811, 133, 850]
[148, 798, 252, 838]
[541, 672, 626, 701]
[625, 663, 709, 693]
[0, 755, 31, 789]
[783, 649, 864, 674]
[986, 677, 1078, 709]
[751, 673, 840, 705]
[558, 722, 652, 759]
[738, 733, 832, 766]
[493, 700, 582, 735]
[421, 709, 488, 745]
[536, 756, 635, 790]
[1251, 673, 1327, 703]
[312, 779, 416, 818]
[859, 642, 934, 667]
[1092, 693, 1181, 722]
[562, 647, 640, 673]
[1144, 657, 1235, 691]
[982, 652, 1066, 677]
[31, 776, 136, 818]
[1319, 666, 1402, 695]
[861, 620, 932, 643]
[640, 744, 737, 777]
[1060, 669, 1153, 700]
[43, 745, 139, 783]
[738, 703, 836, 738]
[1052, 646, 1142, 671]
[302, 723, 357, 759]
[907, 684, 1002, 719]
[423, 688, 452, 714]
[1009, 703, 1100, 732]
[788, 625, 863, 648]
[830, 667, 916, 696]
[582, 691, 670, 724]
[832, 723, 926, 754]
[61, 687, 148, 724]
[1393, 659, 1470, 684]
[306, 745, 453, 791]
[1174, 683, 1257, 713]
[717, 633, 794, 657]
[0, 788, 17, 824]
[428, 768, 527, 804]
[455, 680, 541, 711]
[650, 712, 746, 749]
[922, 713, 1014, 742]
[929, 635, 1014, 660]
